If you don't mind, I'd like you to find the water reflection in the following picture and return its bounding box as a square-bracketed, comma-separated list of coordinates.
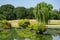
[30, 35, 52, 40]
[24, 35, 60, 40]
[25, 38, 30, 40]
[0, 29, 60, 40]
[52, 35, 60, 40]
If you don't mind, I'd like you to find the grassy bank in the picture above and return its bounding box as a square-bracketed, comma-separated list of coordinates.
[8, 20, 60, 27]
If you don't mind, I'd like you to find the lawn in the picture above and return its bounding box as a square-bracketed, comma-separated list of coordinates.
[8, 19, 37, 27]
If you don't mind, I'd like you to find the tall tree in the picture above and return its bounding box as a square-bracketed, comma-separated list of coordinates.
[58, 9, 60, 19]
[26, 7, 35, 19]
[0, 7, 3, 14]
[14, 7, 26, 19]
[1, 4, 15, 20]
[0, 6, 6, 20]
[33, 2, 53, 24]
[49, 9, 59, 20]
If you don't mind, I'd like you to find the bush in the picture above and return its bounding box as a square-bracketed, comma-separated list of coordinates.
[0, 20, 12, 29]
[26, 24, 34, 31]
[18, 19, 30, 29]
[0, 14, 6, 20]
[18, 19, 46, 34]
[38, 23, 46, 34]
[33, 23, 46, 34]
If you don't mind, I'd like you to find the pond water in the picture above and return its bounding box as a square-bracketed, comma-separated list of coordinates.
[52, 35, 60, 40]
[13, 35, 60, 40]
[0, 29, 60, 40]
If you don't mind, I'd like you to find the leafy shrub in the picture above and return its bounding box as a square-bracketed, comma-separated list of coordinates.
[0, 14, 6, 20]
[18, 19, 30, 29]
[38, 23, 46, 34]
[33, 23, 46, 34]
[0, 20, 12, 29]
[26, 24, 34, 31]
[18, 19, 46, 34]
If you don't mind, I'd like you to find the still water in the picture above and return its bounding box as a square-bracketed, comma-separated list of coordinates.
[0, 29, 60, 40]
[13, 35, 60, 40]
[52, 35, 60, 40]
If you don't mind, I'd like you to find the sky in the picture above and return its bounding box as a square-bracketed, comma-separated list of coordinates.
[0, 0, 60, 10]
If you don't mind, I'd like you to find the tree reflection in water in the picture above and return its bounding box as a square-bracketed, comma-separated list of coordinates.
[1, 29, 60, 40]
[30, 35, 52, 40]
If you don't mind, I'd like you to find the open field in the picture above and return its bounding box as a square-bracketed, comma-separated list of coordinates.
[7, 20, 60, 28]
[48, 20, 60, 25]
[46, 25, 60, 28]
[8, 19, 37, 27]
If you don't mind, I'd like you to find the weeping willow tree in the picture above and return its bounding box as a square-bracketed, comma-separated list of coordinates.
[33, 2, 53, 34]
[34, 2, 53, 24]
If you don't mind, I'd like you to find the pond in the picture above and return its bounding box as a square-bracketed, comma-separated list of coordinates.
[0, 29, 60, 40]
[13, 35, 60, 40]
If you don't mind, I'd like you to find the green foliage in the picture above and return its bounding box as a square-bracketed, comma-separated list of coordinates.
[26, 24, 34, 31]
[58, 9, 60, 19]
[16, 29, 33, 38]
[0, 21, 12, 40]
[26, 7, 35, 19]
[0, 3, 60, 20]
[33, 23, 46, 34]
[33, 2, 53, 23]
[14, 7, 27, 19]
[30, 35, 52, 40]
[49, 10, 59, 20]
[0, 4, 15, 20]
[18, 19, 46, 34]
[18, 19, 30, 29]
[0, 20, 12, 29]
[33, 2, 48, 34]
[0, 29, 11, 40]
[0, 14, 6, 20]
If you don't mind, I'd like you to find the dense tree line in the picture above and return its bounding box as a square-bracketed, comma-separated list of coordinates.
[0, 2, 60, 20]
[0, 4, 34, 20]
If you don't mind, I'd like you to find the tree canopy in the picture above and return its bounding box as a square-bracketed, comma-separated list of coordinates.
[0, 2, 60, 21]
[33, 2, 53, 23]
[14, 7, 27, 19]
[0, 4, 15, 20]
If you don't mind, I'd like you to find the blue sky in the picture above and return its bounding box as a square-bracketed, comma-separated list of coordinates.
[0, 0, 60, 10]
